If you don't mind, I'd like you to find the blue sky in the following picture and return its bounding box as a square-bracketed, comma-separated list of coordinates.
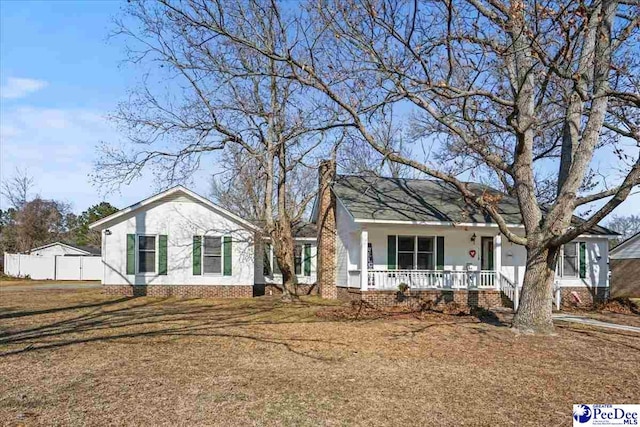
[0, 0, 212, 214]
[0, 0, 638, 219]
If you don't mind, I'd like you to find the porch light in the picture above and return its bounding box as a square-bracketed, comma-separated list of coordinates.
[470, 233, 476, 243]
[105, 229, 112, 235]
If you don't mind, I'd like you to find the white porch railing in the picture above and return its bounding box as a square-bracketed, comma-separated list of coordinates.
[367, 270, 498, 290]
[499, 272, 520, 311]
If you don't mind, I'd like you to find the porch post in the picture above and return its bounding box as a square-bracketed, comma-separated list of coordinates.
[360, 228, 368, 291]
[494, 234, 502, 289]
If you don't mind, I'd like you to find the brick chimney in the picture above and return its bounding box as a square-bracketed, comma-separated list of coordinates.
[317, 160, 337, 299]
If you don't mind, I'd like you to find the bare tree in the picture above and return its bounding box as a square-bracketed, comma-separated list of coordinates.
[210, 145, 317, 224]
[339, 110, 417, 178]
[179, 0, 638, 333]
[607, 214, 640, 244]
[1, 168, 34, 210]
[96, 0, 348, 300]
[15, 198, 70, 252]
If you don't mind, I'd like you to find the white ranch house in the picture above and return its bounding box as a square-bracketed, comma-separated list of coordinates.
[89, 164, 616, 307]
[89, 187, 317, 298]
[315, 173, 613, 308]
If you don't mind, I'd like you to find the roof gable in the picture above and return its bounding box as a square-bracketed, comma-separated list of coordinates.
[89, 186, 260, 232]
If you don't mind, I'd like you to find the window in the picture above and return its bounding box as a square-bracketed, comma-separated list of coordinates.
[417, 237, 435, 270]
[138, 236, 156, 273]
[398, 236, 415, 269]
[396, 236, 435, 270]
[203, 236, 222, 274]
[264, 243, 311, 276]
[561, 242, 578, 277]
[294, 245, 303, 275]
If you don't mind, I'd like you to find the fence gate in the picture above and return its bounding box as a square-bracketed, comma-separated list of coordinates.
[3, 253, 102, 281]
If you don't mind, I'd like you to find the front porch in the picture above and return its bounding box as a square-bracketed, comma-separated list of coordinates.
[342, 224, 522, 307]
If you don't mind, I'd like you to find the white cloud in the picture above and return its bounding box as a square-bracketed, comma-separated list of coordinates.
[0, 106, 117, 210]
[0, 105, 210, 212]
[1, 77, 48, 99]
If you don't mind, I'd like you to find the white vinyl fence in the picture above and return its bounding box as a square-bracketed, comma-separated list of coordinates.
[3, 253, 102, 281]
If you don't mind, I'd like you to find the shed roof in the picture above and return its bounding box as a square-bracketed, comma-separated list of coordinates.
[27, 241, 101, 256]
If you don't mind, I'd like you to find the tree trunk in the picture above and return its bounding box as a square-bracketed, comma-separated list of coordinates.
[271, 222, 298, 302]
[512, 245, 560, 334]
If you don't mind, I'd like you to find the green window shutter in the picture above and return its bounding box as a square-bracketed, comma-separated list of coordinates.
[579, 242, 586, 279]
[223, 236, 232, 276]
[193, 236, 202, 275]
[387, 235, 396, 270]
[263, 242, 272, 276]
[304, 244, 311, 276]
[436, 236, 445, 270]
[126, 234, 136, 275]
[158, 235, 168, 275]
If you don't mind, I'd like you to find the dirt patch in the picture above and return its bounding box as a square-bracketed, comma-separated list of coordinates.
[317, 299, 505, 325]
[1, 289, 638, 426]
[596, 298, 640, 315]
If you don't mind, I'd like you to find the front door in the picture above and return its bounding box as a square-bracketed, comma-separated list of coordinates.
[481, 237, 494, 271]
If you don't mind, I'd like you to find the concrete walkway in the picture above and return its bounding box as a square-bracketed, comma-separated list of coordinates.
[1, 282, 102, 292]
[553, 314, 640, 334]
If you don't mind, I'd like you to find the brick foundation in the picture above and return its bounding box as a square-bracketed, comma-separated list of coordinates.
[337, 287, 510, 308]
[103, 285, 253, 298]
[336, 287, 365, 302]
[560, 287, 608, 308]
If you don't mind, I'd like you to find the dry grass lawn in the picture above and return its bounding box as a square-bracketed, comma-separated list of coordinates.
[1, 288, 639, 426]
[0, 275, 99, 287]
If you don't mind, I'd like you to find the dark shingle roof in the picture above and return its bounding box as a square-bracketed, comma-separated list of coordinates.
[249, 220, 317, 238]
[293, 222, 317, 238]
[332, 175, 616, 235]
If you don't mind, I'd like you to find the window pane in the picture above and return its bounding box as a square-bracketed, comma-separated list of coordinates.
[139, 236, 155, 250]
[398, 236, 414, 252]
[203, 256, 221, 274]
[417, 237, 433, 252]
[398, 253, 414, 270]
[417, 253, 434, 270]
[139, 251, 156, 273]
[294, 245, 302, 275]
[203, 236, 221, 255]
[563, 255, 577, 277]
[564, 243, 576, 257]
